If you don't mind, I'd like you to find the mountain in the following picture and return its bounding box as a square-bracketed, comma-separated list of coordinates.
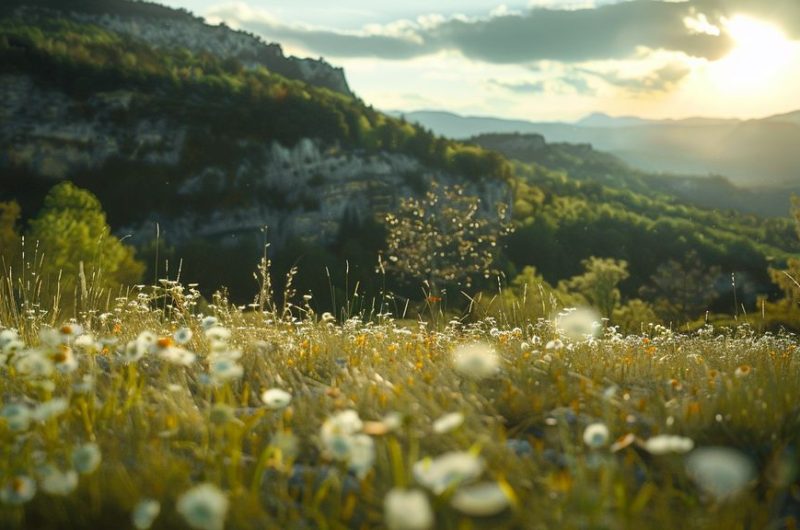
[402, 110, 800, 189]
[574, 112, 652, 128]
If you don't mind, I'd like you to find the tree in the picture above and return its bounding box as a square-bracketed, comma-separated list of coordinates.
[25, 182, 144, 296]
[641, 250, 720, 323]
[770, 196, 800, 304]
[561, 257, 629, 318]
[384, 182, 512, 291]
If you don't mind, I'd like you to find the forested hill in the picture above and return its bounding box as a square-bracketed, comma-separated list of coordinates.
[0, 0, 798, 322]
[470, 133, 800, 218]
[0, 0, 354, 96]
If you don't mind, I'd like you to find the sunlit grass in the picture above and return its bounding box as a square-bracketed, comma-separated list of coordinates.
[0, 271, 798, 529]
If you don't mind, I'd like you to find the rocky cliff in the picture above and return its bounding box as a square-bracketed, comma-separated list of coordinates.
[0, 70, 509, 249]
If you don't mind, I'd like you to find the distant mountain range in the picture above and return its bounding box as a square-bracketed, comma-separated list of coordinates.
[396, 110, 800, 189]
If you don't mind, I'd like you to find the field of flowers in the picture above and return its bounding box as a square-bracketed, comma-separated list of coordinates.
[0, 282, 799, 530]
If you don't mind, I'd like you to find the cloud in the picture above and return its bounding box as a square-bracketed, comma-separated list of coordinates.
[208, 0, 800, 65]
[491, 74, 595, 95]
[581, 61, 693, 93]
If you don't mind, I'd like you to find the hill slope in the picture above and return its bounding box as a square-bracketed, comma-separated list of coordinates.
[402, 110, 800, 189]
[469, 133, 799, 218]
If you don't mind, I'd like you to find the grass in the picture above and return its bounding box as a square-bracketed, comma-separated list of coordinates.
[0, 268, 799, 530]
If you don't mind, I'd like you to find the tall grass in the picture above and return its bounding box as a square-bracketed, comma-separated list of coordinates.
[0, 257, 798, 530]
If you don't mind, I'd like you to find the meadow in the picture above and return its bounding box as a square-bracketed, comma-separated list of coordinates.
[0, 268, 798, 530]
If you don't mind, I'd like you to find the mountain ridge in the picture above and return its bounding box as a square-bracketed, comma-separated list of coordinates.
[398, 109, 800, 188]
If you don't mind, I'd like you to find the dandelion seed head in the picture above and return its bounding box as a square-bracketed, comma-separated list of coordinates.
[176, 483, 229, 530]
[453, 342, 499, 380]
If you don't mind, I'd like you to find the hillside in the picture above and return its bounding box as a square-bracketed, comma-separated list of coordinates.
[469, 133, 798, 218]
[0, 0, 798, 316]
[402, 110, 800, 190]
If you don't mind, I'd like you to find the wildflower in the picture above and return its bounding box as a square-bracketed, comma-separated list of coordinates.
[176, 483, 229, 530]
[200, 316, 218, 330]
[556, 307, 601, 341]
[643, 434, 695, 455]
[174, 327, 193, 345]
[432, 412, 464, 434]
[204, 326, 231, 343]
[1, 403, 32, 432]
[72, 443, 102, 474]
[734, 364, 752, 378]
[686, 447, 755, 500]
[15, 352, 54, 378]
[159, 346, 196, 366]
[2, 338, 24, 356]
[121, 340, 147, 363]
[73, 334, 99, 352]
[59, 323, 83, 339]
[413, 451, 484, 495]
[450, 482, 512, 516]
[39, 327, 63, 347]
[0, 328, 19, 348]
[320, 409, 364, 461]
[583, 423, 610, 449]
[0, 475, 36, 504]
[51, 346, 78, 374]
[348, 433, 376, 478]
[545, 339, 564, 351]
[39, 465, 79, 496]
[208, 357, 242, 382]
[384, 488, 434, 530]
[132, 499, 161, 530]
[261, 388, 292, 409]
[31, 398, 69, 422]
[452, 342, 499, 380]
[137, 331, 157, 349]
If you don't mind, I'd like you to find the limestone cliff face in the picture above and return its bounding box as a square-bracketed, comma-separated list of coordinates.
[0, 74, 510, 249]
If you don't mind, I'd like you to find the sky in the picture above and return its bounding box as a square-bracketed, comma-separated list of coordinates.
[162, 0, 800, 122]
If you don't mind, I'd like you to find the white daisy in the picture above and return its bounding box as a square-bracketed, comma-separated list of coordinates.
[261, 388, 292, 409]
[583, 423, 610, 449]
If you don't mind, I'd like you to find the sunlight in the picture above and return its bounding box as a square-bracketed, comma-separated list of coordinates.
[711, 15, 797, 93]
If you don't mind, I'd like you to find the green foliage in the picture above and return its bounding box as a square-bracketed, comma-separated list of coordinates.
[25, 182, 144, 297]
[769, 196, 800, 305]
[473, 266, 581, 325]
[612, 299, 659, 334]
[640, 251, 721, 324]
[560, 257, 629, 318]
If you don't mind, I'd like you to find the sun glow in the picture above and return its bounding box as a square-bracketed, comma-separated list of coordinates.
[711, 15, 797, 93]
